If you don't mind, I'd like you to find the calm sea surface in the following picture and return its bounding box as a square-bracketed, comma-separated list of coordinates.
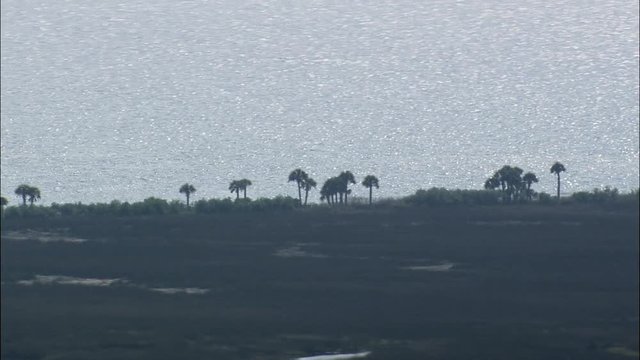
[1, 0, 638, 204]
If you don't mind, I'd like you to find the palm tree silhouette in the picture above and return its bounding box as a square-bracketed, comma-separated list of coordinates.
[522, 172, 539, 200]
[14, 184, 32, 206]
[27, 186, 41, 206]
[361, 175, 379, 205]
[179, 183, 196, 207]
[484, 173, 501, 190]
[302, 177, 316, 205]
[338, 171, 356, 205]
[550, 162, 566, 200]
[288, 169, 309, 206]
[238, 179, 252, 199]
[229, 180, 241, 200]
[320, 177, 340, 205]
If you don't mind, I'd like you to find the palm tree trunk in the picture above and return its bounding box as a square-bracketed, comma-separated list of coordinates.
[236, 189, 240, 200]
[243, 188, 247, 199]
[304, 189, 309, 206]
[345, 192, 348, 205]
[369, 186, 372, 205]
[22, 194, 26, 206]
[297, 182, 302, 206]
[557, 173, 561, 200]
[186, 193, 190, 208]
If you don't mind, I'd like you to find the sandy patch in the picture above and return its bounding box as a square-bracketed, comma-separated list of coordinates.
[296, 352, 371, 360]
[402, 263, 455, 272]
[17, 275, 124, 286]
[471, 221, 542, 226]
[149, 287, 210, 295]
[606, 346, 640, 357]
[275, 246, 327, 258]
[3, 230, 88, 243]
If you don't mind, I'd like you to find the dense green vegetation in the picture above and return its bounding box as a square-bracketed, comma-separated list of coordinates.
[1, 186, 637, 220]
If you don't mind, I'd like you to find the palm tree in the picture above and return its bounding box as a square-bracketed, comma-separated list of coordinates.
[302, 177, 316, 206]
[338, 171, 356, 205]
[507, 167, 524, 201]
[320, 177, 340, 205]
[361, 175, 379, 205]
[14, 184, 32, 206]
[1, 196, 7, 216]
[484, 173, 501, 190]
[238, 179, 252, 199]
[522, 172, 539, 200]
[179, 183, 196, 207]
[27, 186, 41, 206]
[550, 162, 566, 200]
[229, 180, 241, 200]
[320, 179, 332, 205]
[288, 169, 309, 206]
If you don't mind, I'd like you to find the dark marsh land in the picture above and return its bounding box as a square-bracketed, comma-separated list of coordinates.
[1, 204, 638, 359]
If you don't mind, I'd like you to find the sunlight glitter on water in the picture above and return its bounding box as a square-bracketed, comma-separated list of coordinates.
[1, 0, 638, 204]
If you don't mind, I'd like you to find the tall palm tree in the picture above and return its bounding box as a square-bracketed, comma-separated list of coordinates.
[238, 179, 252, 199]
[550, 162, 566, 200]
[179, 183, 196, 207]
[361, 175, 379, 205]
[288, 168, 309, 206]
[507, 167, 524, 201]
[229, 180, 241, 200]
[15, 184, 31, 206]
[27, 186, 41, 206]
[302, 177, 316, 206]
[338, 171, 356, 205]
[522, 172, 539, 201]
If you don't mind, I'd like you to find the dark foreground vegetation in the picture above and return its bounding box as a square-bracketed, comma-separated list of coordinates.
[1, 187, 638, 219]
[1, 198, 638, 360]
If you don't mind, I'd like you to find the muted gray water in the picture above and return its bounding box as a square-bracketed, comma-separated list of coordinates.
[1, 0, 638, 204]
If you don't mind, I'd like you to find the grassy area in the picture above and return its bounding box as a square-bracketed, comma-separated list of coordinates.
[1, 204, 638, 359]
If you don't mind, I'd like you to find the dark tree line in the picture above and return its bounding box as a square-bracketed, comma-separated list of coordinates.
[484, 162, 567, 202]
[3, 162, 570, 209]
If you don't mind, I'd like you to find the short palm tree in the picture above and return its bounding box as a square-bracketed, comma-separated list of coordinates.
[302, 177, 316, 205]
[179, 183, 196, 207]
[522, 172, 539, 200]
[550, 162, 566, 200]
[238, 179, 252, 199]
[229, 180, 241, 200]
[27, 186, 41, 206]
[288, 169, 308, 206]
[14, 184, 31, 206]
[361, 175, 379, 205]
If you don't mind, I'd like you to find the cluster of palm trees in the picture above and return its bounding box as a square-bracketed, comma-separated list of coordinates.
[175, 170, 379, 208]
[288, 169, 317, 206]
[13, 184, 42, 206]
[4, 162, 566, 209]
[317, 171, 380, 206]
[228, 179, 252, 200]
[484, 162, 566, 201]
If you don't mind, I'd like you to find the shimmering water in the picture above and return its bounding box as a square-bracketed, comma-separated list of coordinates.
[1, 0, 638, 204]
